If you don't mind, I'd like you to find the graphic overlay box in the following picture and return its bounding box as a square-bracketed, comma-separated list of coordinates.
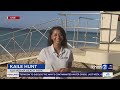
[7, 64, 50, 77]
[19, 72, 102, 77]
[7, 64, 103, 78]
[102, 64, 113, 70]
[102, 72, 113, 78]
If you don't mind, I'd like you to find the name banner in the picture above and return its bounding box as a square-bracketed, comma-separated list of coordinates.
[7, 64, 49, 77]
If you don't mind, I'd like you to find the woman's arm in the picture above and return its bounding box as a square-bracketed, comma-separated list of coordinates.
[38, 60, 71, 72]
[37, 60, 45, 64]
[38, 60, 60, 72]
[59, 68, 71, 72]
[59, 62, 72, 72]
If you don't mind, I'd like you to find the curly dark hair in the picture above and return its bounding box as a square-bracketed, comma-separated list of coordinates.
[47, 26, 68, 48]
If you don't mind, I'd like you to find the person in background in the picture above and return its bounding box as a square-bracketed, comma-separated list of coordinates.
[37, 26, 74, 79]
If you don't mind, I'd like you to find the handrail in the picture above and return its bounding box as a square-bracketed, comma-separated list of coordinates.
[59, 13, 100, 15]
[0, 44, 15, 59]
[68, 40, 99, 44]
[79, 17, 100, 21]
[61, 14, 100, 48]
[65, 27, 99, 30]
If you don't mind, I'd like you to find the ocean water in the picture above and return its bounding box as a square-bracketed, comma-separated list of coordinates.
[0, 28, 100, 53]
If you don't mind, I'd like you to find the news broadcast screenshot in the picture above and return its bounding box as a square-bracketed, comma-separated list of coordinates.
[0, 11, 120, 79]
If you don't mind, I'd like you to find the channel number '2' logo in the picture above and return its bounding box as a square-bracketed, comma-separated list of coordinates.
[102, 64, 107, 70]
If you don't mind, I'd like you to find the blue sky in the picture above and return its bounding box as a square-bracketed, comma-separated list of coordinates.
[0, 11, 100, 28]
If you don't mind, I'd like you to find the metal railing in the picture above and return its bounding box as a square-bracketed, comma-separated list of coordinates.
[0, 18, 67, 64]
[1, 12, 117, 64]
[59, 12, 101, 48]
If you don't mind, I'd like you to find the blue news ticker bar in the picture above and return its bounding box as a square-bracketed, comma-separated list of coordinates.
[19, 72, 102, 77]
[8, 64, 45, 69]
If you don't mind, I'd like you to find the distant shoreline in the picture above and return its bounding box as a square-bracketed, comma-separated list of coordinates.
[0, 27, 100, 33]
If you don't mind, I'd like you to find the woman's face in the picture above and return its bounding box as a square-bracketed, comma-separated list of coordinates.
[51, 29, 63, 45]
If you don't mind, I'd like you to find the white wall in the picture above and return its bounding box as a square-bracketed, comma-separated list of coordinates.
[99, 13, 120, 51]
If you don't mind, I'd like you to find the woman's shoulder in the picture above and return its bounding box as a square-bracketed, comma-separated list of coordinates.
[64, 47, 72, 53]
[41, 46, 51, 52]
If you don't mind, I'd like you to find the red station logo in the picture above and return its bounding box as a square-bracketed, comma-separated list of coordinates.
[7, 16, 20, 20]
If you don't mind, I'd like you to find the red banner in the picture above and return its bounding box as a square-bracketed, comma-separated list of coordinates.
[7, 16, 20, 20]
